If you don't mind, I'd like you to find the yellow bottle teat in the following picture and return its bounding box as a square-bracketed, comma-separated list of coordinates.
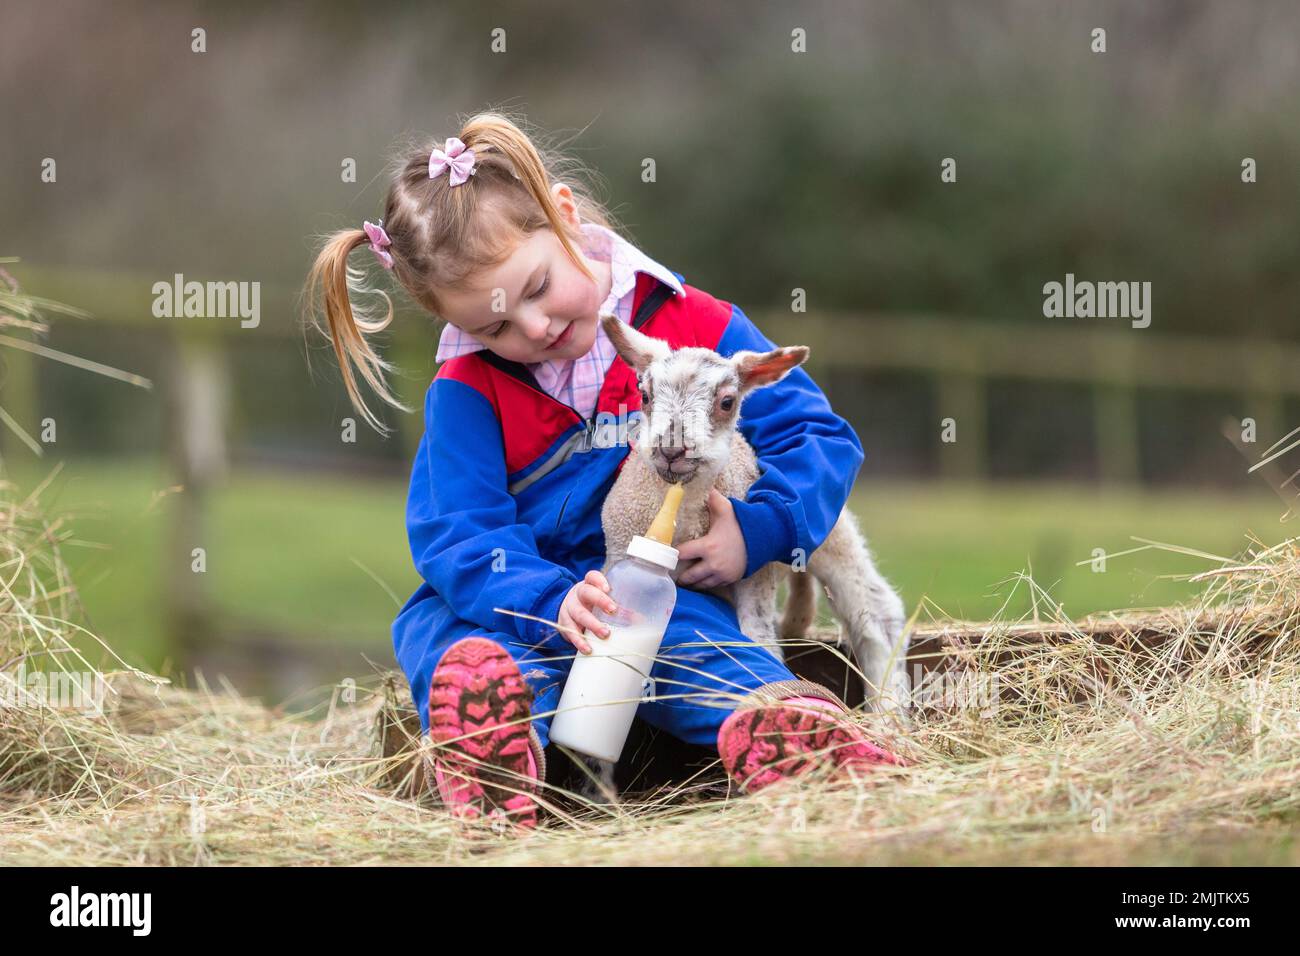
[645, 483, 684, 546]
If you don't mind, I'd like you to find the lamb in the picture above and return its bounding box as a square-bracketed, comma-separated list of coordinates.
[572, 314, 911, 803]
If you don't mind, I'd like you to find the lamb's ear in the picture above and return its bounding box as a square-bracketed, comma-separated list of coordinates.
[601, 314, 671, 372]
[733, 345, 810, 394]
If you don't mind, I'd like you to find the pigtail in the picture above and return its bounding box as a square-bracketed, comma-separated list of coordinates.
[303, 228, 412, 436]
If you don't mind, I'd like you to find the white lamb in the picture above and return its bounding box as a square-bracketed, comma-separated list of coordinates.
[572, 315, 910, 802]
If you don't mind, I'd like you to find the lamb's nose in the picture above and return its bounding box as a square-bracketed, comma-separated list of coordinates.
[659, 446, 685, 462]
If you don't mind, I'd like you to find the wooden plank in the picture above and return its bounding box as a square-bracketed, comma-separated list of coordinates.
[756, 312, 1300, 394]
[12, 264, 1300, 395]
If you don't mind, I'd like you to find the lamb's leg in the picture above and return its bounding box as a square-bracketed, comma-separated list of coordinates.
[780, 565, 817, 639]
[808, 509, 912, 718]
[576, 755, 619, 804]
[733, 565, 783, 664]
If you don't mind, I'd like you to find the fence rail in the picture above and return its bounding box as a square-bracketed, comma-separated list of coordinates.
[7, 265, 1294, 483]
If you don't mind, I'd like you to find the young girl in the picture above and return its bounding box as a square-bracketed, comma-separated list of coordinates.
[306, 112, 906, 829]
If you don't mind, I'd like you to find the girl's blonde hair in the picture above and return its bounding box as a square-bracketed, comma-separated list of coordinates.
[304, 111, 619, 435]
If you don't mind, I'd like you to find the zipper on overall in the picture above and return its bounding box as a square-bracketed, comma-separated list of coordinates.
[527, 285, 672, 450]
[479, 280, 674, 505]
[550, 408, 590, 532]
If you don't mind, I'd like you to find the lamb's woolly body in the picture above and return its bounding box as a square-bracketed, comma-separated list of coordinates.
[601, 431, 756, 577]
[582, 314, 912, 803]
[601, 430, 789, 641]
[601, 429, 907, 683]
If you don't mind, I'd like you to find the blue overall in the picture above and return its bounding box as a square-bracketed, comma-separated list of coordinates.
[391, 271, 865, 751]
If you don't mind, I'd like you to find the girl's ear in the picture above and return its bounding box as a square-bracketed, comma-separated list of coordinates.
[602, 314, 671, 372]
[733, 345, 810, 394]
[551, 181, 579, 226]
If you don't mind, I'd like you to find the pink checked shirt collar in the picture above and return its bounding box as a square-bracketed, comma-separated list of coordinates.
[434, 222, 685, 419]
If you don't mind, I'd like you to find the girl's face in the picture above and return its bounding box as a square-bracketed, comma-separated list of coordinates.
[437, 225, 611, 365]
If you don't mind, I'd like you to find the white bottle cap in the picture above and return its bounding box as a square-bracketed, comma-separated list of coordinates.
[627, 533, 679, 571]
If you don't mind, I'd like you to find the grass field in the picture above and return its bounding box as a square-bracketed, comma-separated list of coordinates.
[4, 455, 1292, 680]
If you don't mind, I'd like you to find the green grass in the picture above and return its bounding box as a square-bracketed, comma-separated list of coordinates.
[4, 455, 1292, 673]
[5, 457, 417, 672]
[854, 481, 1293, 621]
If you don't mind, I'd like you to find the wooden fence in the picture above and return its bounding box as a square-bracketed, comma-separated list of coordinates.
[7, 265, 1298, 480]
[4, 265, 1295, 674]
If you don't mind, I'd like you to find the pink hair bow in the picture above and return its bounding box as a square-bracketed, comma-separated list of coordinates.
[363, 220, 394, 270]
[428, 137, 477, 186]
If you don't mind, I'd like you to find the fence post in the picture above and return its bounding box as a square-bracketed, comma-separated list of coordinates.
[936, 370, 987, 481]
[0, 343, 41, 463]
[392, 326, 431, 464]
[1242, 342, 1284, 455]
[1093, 337, 1140, 485]
[163, 330, 230, 672]
[1093, 385, 1140, 484]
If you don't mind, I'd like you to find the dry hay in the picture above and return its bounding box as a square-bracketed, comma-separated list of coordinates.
[2, 473, 1299, 865]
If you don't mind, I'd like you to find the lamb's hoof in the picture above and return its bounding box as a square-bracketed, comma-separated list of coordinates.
[576, 756, 620, 805]
[885, 707, 916, 733]
[872, 681, 916, 731]
[578, 780, 619, 805]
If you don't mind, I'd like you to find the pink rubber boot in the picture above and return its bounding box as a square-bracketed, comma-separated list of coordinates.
[717, 683, 909, 795]
[427, 637, 546, 829]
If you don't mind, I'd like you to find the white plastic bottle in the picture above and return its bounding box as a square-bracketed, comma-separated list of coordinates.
[549, 484, 684, 763]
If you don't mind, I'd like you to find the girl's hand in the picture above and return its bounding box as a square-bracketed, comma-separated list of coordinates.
[557, 570, 618, 655]
[676, 489, 748, 589]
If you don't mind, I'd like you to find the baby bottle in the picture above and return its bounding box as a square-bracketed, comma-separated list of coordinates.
[548, 483, 684, 763]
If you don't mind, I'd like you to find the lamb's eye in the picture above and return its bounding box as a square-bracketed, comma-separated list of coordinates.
[719, 395, 736, 413]
[638, 384, 650, 405]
